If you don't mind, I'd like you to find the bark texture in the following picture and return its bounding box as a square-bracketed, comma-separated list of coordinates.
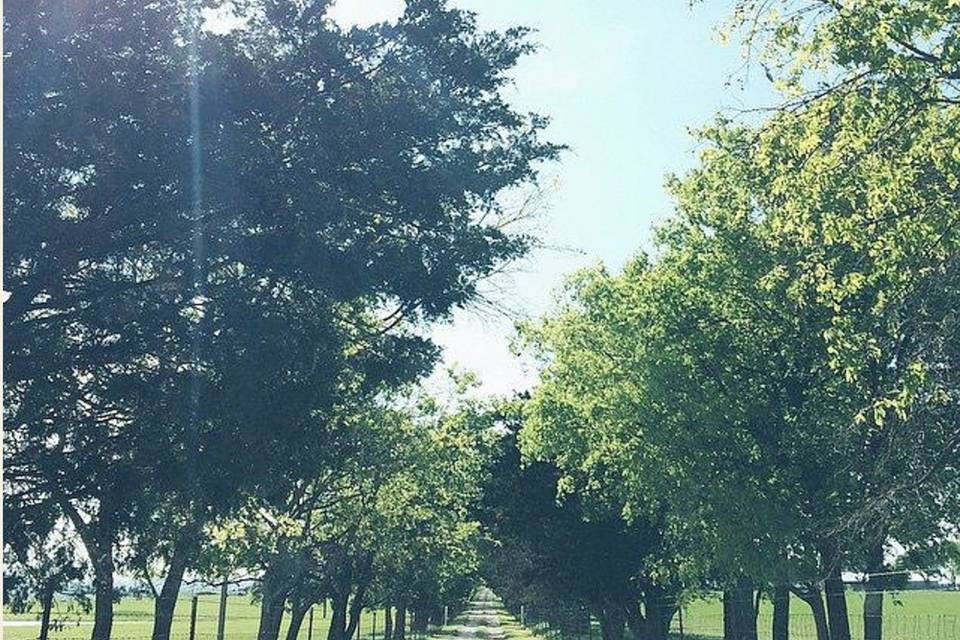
[772, 585, 790, 640]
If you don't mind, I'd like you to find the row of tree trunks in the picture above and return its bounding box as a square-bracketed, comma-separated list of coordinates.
[602, 589, 679, 640]
[727, 579, 849, 640]
[373, 602, 411, 640]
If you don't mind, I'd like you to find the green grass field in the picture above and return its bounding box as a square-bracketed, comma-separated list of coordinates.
[443, 590, 960, 640]
[483, 590, 960, 640]
[5, 590, 958, 640]
[2, 595, 393, 640]
[675, 590, 960, 640]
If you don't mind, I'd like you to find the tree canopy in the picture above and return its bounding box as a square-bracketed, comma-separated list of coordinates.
[4, 2, 559, 639]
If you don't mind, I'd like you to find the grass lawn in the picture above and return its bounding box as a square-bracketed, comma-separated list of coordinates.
[676, 590, 960, 640]
[480, 590, 959, 640]
[2, 595, 390, 640]
[6, 590, 957, 640]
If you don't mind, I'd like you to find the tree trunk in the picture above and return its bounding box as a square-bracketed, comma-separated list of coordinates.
[258, 567, 288, 640]
[393, 602, 407, 640]
[772, 585, 790, 640]
[792, 586, 829, 640]
[328, 593, 350, 640]
[345, 585, 368, 640]
[59, 498, 115, 640]
[412, 609, 430, 633]
[152, 532, 197, 640]
[598, 607, 625, 640]
[624, 604, 645, 640]
[258, 596, 287, 640]
[723, 591, 734, 640]
[287, 602, 311, 640]
[384, 605, 393, 640]
[724, 579, 757, 640]
[821, 545, 851, 640]
[39, 584, 55, 640]
[90, 544, 115, 640]
[642, 586, 675, 640]
[863, 543, 885, 640]
[863, 592, 883, 640]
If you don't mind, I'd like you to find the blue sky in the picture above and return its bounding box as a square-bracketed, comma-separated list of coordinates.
[329, 0, 776, 395]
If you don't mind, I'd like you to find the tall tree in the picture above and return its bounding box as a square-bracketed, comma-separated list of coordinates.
[3, 494, 87, 640]
[482, 406, 681, 640]
[521, 3, 960, 639]
[3, 1, 560, 638]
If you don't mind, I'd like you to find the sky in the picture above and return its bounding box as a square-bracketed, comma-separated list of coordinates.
[328, 0, 776, 396]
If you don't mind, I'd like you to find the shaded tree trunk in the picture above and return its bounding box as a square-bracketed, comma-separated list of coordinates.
[863, 543, 885, 640]
[327, 592, 350, 640]
[625, 604, 645, 640]
[724, 579, 757, 640]
[90, 542, 115, 640]
[258, 567, 289, 640]
[642, 586, 675, 640]
[723, 591, 734, 640]
[344, 583, 369, 640]
[384, 604, 393, 640]
[412, 609, 430, 633]
[286, 601, 311, 640]
[59, 497, 116, 640]
[39, 584, 55, 640]
[772, 585, 790, 640]
[792, 585, 829, 640]
[821, 545, 851, 640]
[152, 531, 198, 640]
[394, 602, 407, 640]
[598, 606, 625, 640]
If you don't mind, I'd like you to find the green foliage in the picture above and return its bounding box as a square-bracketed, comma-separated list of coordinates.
[521, 0, 960, 594]
[199, 377, 492, 640]
[4, 1, 559, 636]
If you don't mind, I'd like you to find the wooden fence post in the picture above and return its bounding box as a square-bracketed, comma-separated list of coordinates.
[189, 595, 199, 640]
[217, 580, 229, 640]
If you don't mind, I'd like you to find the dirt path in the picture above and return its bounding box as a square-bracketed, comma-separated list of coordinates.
[450, 588, 506, 640]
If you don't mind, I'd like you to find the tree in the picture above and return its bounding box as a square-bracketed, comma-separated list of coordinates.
[202, 380, 490, 640]
[520, 3, 960, 639]
[521, 105, 960, 635]
[4, 494, 87, 640]
[4, 1, 560, 639]
[481, 403, 682, 640]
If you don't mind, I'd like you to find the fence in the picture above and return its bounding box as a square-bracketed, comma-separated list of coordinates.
[507, 595, 960, 640]
[6, 595, 438, 640]
[670, 613, 960, 640]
